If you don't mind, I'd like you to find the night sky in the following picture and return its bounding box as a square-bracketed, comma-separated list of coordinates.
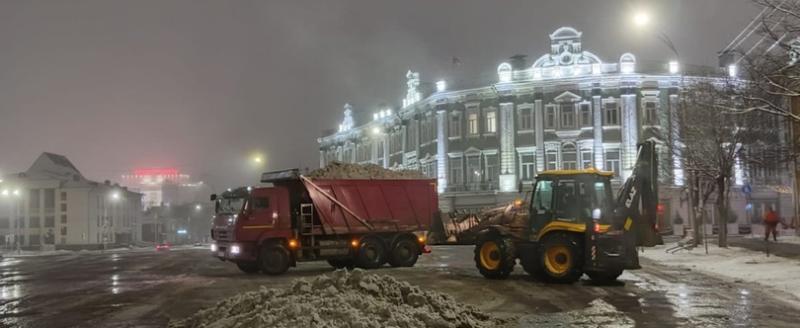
[0, 0, 758, 190]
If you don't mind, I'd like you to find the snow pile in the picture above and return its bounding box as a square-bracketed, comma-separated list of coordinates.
[308, 161, 427, 180]
[641, 245, 800, 307]
[169, 269, 509, 328]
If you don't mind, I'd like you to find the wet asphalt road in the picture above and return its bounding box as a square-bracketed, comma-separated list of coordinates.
[1, 245, 799, 328]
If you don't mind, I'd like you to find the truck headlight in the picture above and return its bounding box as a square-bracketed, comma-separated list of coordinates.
[230, 245, 241, 255]
[210, 243, 217, 252]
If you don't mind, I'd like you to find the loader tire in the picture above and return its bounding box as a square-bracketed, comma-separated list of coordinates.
[536, 232, 583, 283]
[474, 234, 516, 279]
[388, 238, 419, 267]
[260, 243, 290, 275]
[355, 237, 386, 269]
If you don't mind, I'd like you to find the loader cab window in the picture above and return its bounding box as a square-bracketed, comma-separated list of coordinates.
[554, 179, 580, 220]
[531, 179, 554, 234]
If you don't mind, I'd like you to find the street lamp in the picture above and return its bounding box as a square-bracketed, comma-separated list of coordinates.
[2, 186, 22, 253]
[632, 11, 650, 28]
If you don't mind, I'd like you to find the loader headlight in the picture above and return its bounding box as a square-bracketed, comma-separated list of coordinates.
[210, 243, 218, 252]
[230, 245, 241, 255]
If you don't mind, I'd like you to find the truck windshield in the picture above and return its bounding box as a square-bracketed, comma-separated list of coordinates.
[217, 197, 245, 214]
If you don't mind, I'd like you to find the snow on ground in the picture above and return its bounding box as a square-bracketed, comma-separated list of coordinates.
[742, 234, 800, 245]
[640, 244, 800, 308]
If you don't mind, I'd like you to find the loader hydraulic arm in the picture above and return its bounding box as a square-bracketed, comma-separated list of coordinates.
[614, 140, 663, 247]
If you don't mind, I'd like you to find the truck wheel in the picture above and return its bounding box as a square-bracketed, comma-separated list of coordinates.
[388, 238, 419, 267]
[355, 237, 386, 269]
[537, 232, 583, 283]
[474, 234, 516, 279]
[586, 269, 623, 284]
[327, 258, 354, 269]
[236, 261, 260, 274]
[259, 243, 290, 275]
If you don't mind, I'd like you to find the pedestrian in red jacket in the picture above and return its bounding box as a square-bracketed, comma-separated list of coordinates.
[764, 207, 780, 241]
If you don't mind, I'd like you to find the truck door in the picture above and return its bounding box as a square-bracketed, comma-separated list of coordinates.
[250, 191, 276, 228]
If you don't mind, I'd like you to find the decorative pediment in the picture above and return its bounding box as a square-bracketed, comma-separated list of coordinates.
[554, 91, 582, 102]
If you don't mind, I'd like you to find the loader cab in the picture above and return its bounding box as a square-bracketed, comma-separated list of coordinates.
[530, 169, 615, 236]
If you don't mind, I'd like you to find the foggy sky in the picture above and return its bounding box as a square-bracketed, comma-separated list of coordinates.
[0, 0, 758, 190]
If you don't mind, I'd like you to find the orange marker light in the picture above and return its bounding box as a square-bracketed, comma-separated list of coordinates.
[288, 239, 298, 249]
[350, 239, 360, 248]
[417, 235, 426, 244]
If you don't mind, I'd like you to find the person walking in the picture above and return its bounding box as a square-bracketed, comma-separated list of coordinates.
[763, 207, 780, 241]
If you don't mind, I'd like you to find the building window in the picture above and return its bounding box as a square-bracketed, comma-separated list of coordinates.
[44, 189, 55, 209]
[644, 101, 658, 125]
[562, 144, 577, 169]
[546, 149, 558, 171]
[60, 191, 67, 201]
[520, 153, 536, 180]
[30, 216, 41, 228]
[580, 149, 593, 168]
[389, 132, 402, 154]
[45, 216, 55, 227]
[29, 189, 40, 209]
[580, 103, 592, 127]
[422, 115, 435, 143]
[545, 105, 556, 129]
[519, 107, 534, 131]
[356, 143, 371, 162]
[604, 102, 619, 125]
[61, 215, 67, 224]
[449, 157, 464, 186]
[449, 113, 461, 138]
[466, 155, 481, 185]
[407, 121, 418, 149]
[61, 227, 67, 236]
[485, 111, 497, 133]
[421, 161, 437, 179]
[484, 154, 499, 185]
[468, 113, 479, 135]
[0, 217, 8, 229]
[29, 235, 40, 246]
[560, 103, 575, 129]
[605, 150, 621, 177]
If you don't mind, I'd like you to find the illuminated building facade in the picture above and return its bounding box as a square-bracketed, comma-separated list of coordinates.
[318, 27, 791, 228]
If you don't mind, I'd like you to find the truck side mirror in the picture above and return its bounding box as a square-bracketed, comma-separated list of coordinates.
[210, 194, 217, 201]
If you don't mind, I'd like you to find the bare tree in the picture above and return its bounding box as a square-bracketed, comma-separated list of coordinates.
[671, 79, 778, 247]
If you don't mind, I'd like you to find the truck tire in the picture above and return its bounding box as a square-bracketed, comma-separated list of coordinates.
[388, 238, 419, 267]
[259, 243, 290, 275]
[537, 232, 583, 283]
[327, 258, 354, 269]
[474, 234, 516, 279]
[355, 237, 386, 269]
[586, 269, 623, 284]
[236, 261, 260, 274]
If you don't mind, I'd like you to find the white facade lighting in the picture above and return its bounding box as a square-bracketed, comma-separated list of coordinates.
[372, 127, 381, 135]
[497, 62, 512, 83]
[12, 189, 20, 196]
[592, 63, 602, 75]
[386, 109, 392, 116]
[373, 113, 379, 120]
[533, 68, 542, 80]
[669, 61, 679, 74]
[436, 80, 446, 92]
[728, 64, 737, 78]
[1, 189, 8, 196]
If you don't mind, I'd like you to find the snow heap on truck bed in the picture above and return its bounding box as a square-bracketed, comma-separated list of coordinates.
[307, 161, 427, 179]
[169, 269, 509, 328]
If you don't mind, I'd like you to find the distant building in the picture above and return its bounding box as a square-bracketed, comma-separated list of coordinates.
[0, 153, 143, 248]
[318, 27, 791, 229]
[121, 168, 209, 208]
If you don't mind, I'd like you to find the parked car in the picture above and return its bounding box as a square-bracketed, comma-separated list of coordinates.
[156, 242, 171, 251]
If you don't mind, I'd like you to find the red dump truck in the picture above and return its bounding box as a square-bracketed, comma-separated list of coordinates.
[210, 169, 437, 275]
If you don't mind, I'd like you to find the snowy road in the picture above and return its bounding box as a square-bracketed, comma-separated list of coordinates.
[1, 245, 798, 327]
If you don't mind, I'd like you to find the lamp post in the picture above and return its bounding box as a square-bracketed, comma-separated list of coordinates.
[2, 187, 22, 254]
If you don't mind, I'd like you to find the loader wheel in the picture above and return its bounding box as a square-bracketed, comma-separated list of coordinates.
[586, 269, 623, 284]
[236, 261, 260, 274]
[327, 258, 355, 269]
[260, 243, 290, 275]
[474, 234, 516, 279]
[388, 238, 420, 267]
[537, 232, 583, 283]
[355, 237, 386, 269]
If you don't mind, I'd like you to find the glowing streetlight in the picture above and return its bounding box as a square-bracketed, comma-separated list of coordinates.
[11, 189, 20, 197]
[110, 191, 121, 201]
[633, 11, 650, 28]
[195, 204, 202, 211]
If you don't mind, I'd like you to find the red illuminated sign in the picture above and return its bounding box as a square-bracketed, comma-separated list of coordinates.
[132, 168, 180, 176]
